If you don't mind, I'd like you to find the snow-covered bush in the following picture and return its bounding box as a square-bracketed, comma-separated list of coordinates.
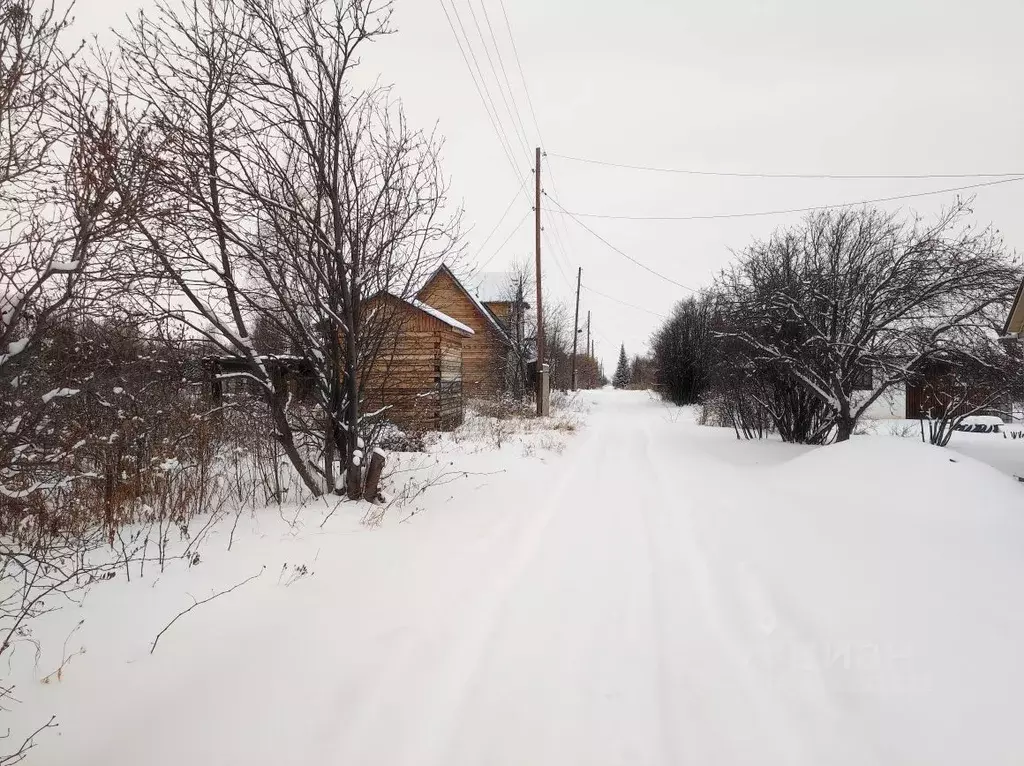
[711, 204, 1020, 443]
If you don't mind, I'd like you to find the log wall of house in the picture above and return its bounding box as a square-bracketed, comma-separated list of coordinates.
[417, 270, 507, 398]
[359, 296, 465, 433]
[484, 300, 512, 326]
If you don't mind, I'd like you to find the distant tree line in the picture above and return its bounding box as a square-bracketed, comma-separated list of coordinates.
[650, 205, 1024, 444]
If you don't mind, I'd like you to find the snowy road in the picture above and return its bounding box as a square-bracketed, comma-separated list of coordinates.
[16, 390, 1024, 765]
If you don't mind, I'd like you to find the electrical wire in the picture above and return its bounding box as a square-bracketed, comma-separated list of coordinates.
[545, 192, 697, 292]
[547, 152, 1024, 181]
[437, 0, 529, 196]
[542, 228, 573, 288]
[477, 208, 531, 271]
[582, 284, 669, 320]
[467, 0, 532, 157]
[546, 176, 1024, 222]
[489, 2, 585, 303]
[449, 1, 528, 181]
[471, 182, 525, 261]
[480, 0, 533, 150]
[496, 0, 545, 149]
[542, 156, 582, 273]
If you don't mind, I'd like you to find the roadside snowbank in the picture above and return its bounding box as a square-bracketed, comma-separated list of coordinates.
[855, 417, 1024, 479]
[707, 437, 1024, 765]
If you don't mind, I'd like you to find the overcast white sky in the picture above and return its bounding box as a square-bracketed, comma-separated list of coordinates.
[77, 0, 1024, 369]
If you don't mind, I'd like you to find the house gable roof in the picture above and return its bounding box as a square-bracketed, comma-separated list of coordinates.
[418, 264, 511, 342]
[366, 291, 475, 337]
[1003, 277, 1024, 337]
[408, 298, 474, 336]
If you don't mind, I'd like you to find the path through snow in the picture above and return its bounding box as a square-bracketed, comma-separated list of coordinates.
[10, 390, 1024, 765]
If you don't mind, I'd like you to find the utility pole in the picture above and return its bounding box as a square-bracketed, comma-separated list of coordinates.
[587, 311, 591, 360]
[534, 147, 549, 415]
[571, 267, 581, 390]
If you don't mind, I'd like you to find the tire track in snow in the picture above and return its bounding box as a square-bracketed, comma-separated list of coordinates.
[332, 423, 613, 765]
[637, 418, 817, 764]
[417, 401, 674, 766]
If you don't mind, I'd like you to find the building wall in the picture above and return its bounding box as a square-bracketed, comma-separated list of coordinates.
[417, 270, 508, 397]
[359, 295, 466, 433]
[483, 300, 512, 326]
[857, 386, 907, 420]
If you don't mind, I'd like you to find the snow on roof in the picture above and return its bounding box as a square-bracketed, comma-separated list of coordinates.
[408, 298, 475, 336]
[472, 272, 513, 303]
[421, 265, 511, 342]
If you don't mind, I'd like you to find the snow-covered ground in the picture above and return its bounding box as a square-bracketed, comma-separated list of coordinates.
[857, 416, 1024, 479]
[6, 390, 1024, 765]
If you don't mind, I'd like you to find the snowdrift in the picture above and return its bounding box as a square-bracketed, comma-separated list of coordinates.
[777, 434, 1023, 509]
[711, 436, 1024, 765]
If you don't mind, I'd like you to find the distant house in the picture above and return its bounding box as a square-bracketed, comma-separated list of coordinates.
[469, 272, 524, 331]
[204, 354, 315, 403]
[859, 357, 1009, 421]
[360, 292, 474, 432]
[416, 265, 525, 397]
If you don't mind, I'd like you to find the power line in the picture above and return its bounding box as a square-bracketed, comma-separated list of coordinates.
[477, 208, 531, 271]
[542, 228, 573, 288]
[448, 1, 528, 178]
[542, 154, 582, 272]
[471, 182, 525, 261]
[490, 4, 585, 306]
[491, 2, 580, 290]
[545, 192, 697, 292]
[471, 0, 533, 155]
[437, 0, 529, 195]
[582, 284, 669, 320]
[545, 176, 1024, 222]
[547, 152, 1024, 181]
[496, 0, 545, 148]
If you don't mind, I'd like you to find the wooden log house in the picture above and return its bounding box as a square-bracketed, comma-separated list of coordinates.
[416, 265, 514, 397]
[359, 292, 474, 433]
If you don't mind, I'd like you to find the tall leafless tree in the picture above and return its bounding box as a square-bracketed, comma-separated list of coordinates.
[1, 1, 148, 759]
[715, 203, 1021, 442]
[117, 0, 459, 497]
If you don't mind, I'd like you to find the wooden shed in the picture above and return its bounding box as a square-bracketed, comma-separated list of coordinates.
[416, 265, 512, 398]
[360, 292, 473, 433]
[904, 358, 1007, 420]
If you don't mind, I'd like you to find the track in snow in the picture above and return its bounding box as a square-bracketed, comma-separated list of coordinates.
[25, 390, 1024, 766]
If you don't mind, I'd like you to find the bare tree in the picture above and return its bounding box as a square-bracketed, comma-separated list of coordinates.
[544, 301, 573, 391]
[1, 1, 147, 758]
[491, 258, 532, 397]
[118, 0, 458, 498]
[715, 203, 1021, 442]
[113, 0, 323, 495]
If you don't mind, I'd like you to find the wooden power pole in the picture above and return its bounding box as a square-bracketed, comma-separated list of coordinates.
[534, 147, 548, 415]
[587, 311, 591, 360]
[571, 267, 581, 390]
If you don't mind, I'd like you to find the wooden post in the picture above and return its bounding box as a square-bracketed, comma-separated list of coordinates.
[363, 449, 386, 502]
[534, 146, 546, 416]
[346, 463, 362, 500]
[571, 266, 581, 391]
